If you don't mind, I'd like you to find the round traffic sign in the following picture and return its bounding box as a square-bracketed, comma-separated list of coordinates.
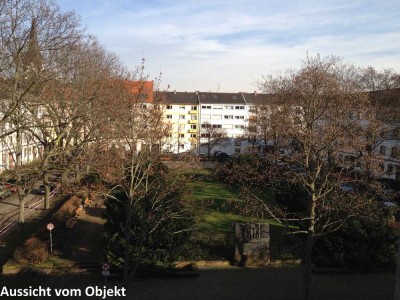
[47, 223, 54, 230]
[102, 263, 110, 271]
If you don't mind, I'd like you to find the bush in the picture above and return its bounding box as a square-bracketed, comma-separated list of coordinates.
[14, 237, 48, 264]
[313, 212, 398, 269]
[81, 172, 101, 186]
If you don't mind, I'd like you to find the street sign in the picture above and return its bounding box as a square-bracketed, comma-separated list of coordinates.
[47, 223, 54, 253]
[102, 263, 110, 271]
[102, 263, 110, 276]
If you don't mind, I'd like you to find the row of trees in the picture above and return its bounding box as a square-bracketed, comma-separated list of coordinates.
[0, 0, 163, 219]
[1, 1, 193, 293]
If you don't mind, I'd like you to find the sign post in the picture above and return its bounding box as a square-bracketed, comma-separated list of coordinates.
[47, 223, 54, 253]
[102, 262, 110, 285]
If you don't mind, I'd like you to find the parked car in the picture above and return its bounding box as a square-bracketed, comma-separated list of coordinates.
[38, 182, 59, 195]
[340, 183, 355, 192]
[0, 185, 11, 199]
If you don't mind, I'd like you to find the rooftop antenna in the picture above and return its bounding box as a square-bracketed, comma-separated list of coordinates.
[217, 82, 221, 92]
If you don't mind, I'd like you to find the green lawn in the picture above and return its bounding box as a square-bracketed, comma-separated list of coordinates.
[183, 169, 280, 238]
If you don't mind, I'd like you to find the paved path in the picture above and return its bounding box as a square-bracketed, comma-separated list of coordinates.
[0, 185, 60, 240]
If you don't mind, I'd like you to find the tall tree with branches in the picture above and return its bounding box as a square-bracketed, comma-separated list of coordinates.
[249, 55, 386, 299]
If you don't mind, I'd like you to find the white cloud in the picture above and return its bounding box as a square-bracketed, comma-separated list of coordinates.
[58, 0, 400, 92]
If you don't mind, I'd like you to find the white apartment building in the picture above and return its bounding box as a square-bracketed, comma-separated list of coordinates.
[198, 92, 249, 139]
[158, 91, 263, 154]
[0, 130, 42, 171]
[375, 127, 400, 181]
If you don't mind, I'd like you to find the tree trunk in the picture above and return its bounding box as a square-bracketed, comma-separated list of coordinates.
[43, 173, 50, 209]
[303, 190, 317, 300]
[61, 171, 69, 193]
[16, 127, 24, 222]
[18, 193, 25, 223]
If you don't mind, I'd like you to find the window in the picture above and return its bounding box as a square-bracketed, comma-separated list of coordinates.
[190, 125, 197, 129]
[166, 115, 172, 119]
[167, 105, 173, 109]
[201, 105, 211, 109]
[213, 115, 222, 119]
[234, 125, 245, 129]
[213, 105, 222, 109]
[224, 115, 234, 119]
[235, 105, 245, 110]
[212, 124, 222, 128]
[179, 115, 185, 120]
[180, 144, 184, 149]
[202, 114, 211, 119]
[190, 134, 197, 138]
[224, 105, 234, 110]
[235, 115, 245, 119]
[223, 124, 233, 129]
[387, 164, 394, 174]
[191, 106, 197, 110]
[180, 134, 185, 138]
[179, 105, 185, 110]
[201, 133, 210, 138]
[179, 124, 185, 130]
[379, 146, 386, 155]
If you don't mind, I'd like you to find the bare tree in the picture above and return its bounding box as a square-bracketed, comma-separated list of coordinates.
[0, 0, 82, 135]
[359, 67, 399, 92]
[0, 0, 85, 217]
[247, 95, 288, 156]
[23, 36, 124, 209]
[200, 121, 227, 156]
[251, 55, 381, 300]
[89, 68, 193, 293]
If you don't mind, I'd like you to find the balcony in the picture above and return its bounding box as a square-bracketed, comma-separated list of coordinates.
[188, 119, 197, 124]
[189, 110, 198, 114]
[188, 129, 197, 134]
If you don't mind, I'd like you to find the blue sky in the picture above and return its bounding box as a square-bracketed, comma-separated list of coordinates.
[58, 0, 400, 92]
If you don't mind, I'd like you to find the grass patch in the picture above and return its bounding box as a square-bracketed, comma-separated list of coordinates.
[195, 211, 285, 236]
[178, 168, 301, 261]
[184, 169, 241, 203]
